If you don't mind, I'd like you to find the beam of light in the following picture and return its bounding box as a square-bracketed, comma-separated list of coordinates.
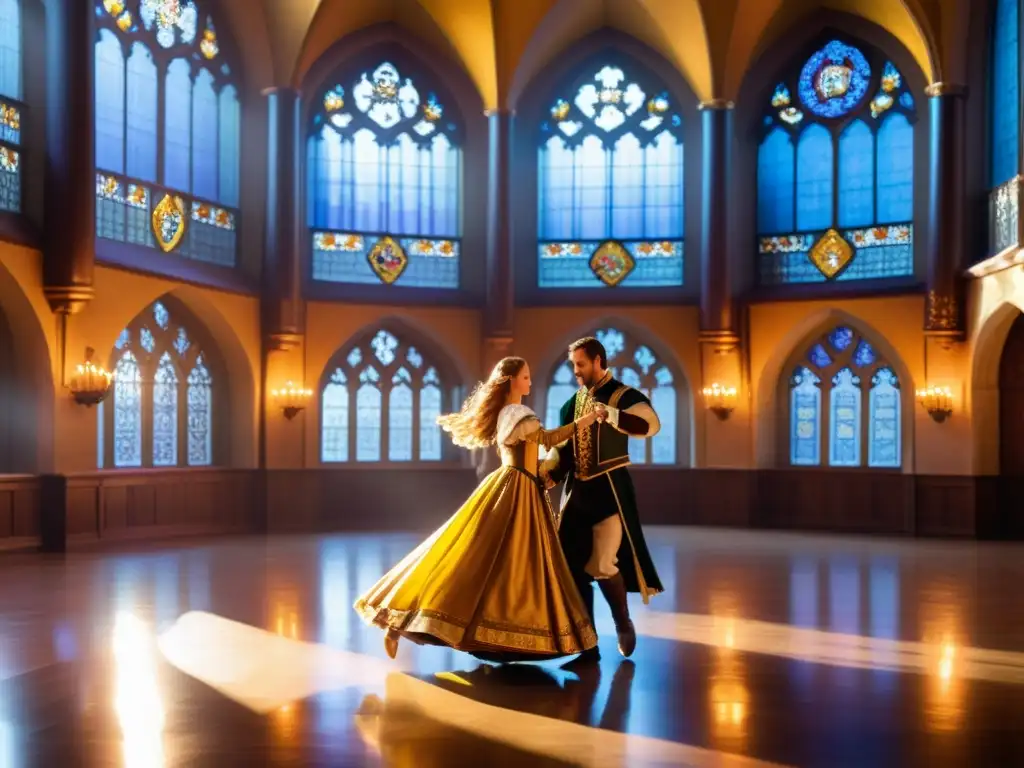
[631, 610, 1024, 685]
[157, 611, 401, 714]
[112, 611, 165, 768]
[368, 672, 792, 768]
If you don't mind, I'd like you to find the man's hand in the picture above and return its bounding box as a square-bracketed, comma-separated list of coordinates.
[593, 404, 609, 423]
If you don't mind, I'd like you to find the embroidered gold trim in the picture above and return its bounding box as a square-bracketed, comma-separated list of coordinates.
[354, 601, 597, 655]
[606, 474, 661, 605]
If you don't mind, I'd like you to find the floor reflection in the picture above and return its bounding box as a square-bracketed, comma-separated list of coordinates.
[1, 528, 1024, 766]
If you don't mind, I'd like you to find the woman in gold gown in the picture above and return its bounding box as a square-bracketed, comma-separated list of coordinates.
[354, 356, 600, 662]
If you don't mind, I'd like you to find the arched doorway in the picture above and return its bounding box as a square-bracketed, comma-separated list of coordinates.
[998, 312, 1024, 538]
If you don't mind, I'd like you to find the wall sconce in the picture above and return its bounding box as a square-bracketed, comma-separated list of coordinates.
[271, 382, 313, 420]
[701, 383, 737, 421]
[69, 347, 113, 407]
[915, 385, 953, 423]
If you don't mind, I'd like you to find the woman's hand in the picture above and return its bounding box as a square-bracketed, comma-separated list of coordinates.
[576, 410, 599, 428]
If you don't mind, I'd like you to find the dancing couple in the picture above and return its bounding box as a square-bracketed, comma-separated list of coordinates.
[354, 336, 663, 664]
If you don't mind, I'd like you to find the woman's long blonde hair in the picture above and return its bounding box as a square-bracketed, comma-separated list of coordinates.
[437, 357, 526, 449]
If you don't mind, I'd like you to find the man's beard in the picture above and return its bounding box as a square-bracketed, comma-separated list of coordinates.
[576, 371, 595, 388]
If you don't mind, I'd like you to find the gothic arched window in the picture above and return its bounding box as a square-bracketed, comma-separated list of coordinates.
[537, 63, 684, 288]
[320, 329, 452, 462]
[308, 61, 462, 289]
[98, 300, 217, 468]
[0, 0, 22, 213]
[787, 326, 901, 468]
[547, 327, 677, 464]
[990, 0, 1020, 255]
[94, 0, 241, 268]
[757, 40, 917, 285]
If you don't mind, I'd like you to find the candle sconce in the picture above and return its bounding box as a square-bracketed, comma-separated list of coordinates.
[69, 347, 113, 407]
[915, 385, 953, 423]
[701, 383, 737, 421]
[272, 382, 313, 420]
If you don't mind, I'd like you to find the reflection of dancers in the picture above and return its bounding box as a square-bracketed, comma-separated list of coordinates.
[542, 337, 665, 662]
[354, 357, 599, 662]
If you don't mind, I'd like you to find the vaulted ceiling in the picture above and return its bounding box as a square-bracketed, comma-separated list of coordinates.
[217, 0, 969, 106]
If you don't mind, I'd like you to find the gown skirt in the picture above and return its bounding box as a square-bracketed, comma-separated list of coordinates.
[354, 464, 598, 661]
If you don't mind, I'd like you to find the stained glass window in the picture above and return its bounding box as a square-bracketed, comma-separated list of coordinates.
[537, 64, 684, 288]
[758, 41, 917, 285]
[990, 0, 1021, 255]
[308, 62, 462, 288]
[547, 327, 677, 464]
[787, 325, 901, 468]
[99, 299, 217, 468]
[94, 1, 241, 267]
[0, 0, 22, 213]
[321, 329, 452, 462]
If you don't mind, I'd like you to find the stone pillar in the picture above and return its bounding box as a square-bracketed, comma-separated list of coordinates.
[263, 87, 304, 350]
[43, 0, 94, 316]
[697, 100, 747, 467]
[697, 99, 736, 347]
[262, 88, 306, 469]
[483, 109, 514, 365]
[924, 83, 967, 341]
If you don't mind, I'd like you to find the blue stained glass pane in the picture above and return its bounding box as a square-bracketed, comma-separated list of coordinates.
[829, 368, 862, 467]
[419, 384, 442, 461]
[321, 371, 349, 462]
[218, 85, 240, 206]
[113, 352, 143, 468]
[95, 31, 125, 173]
[0, 0, 21, 99]
[537, 239, 682, 288]
[798, 40, 872, 119]
[643, 131, 684, 238]
[796, 124, 834, 231]
[191, 68, 219, 201]
[650, 385, 676, 464]
[539, 135, 574, 240]
[575, 135, 609, 240]
[828, 326, 854, 352]
[611, 133, 644, 239]
[164, 58, 192, 191]
[808, 343, 831, 368]
[899, 92, 914, 110]
[853, 339, 877, 367]
[992, 0, 1019, 187]
[838, 120, 874, 227]
[388, 383, 413, 461]
[790, 367, 821, 466]
[757, 127, 795, 234]
[125, 43, 158, 182]
[868, 368, 901, 468]
[153, 353, 178, 467]
[356, 384, 381, 461]
[876, 113, 914, 223]
[597, 328, 626, 359]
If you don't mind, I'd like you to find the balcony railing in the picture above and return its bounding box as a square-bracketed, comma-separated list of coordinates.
[0, 97, 23, 214]
[989, 176, 1020, 257]
[95, 171, 238, 268]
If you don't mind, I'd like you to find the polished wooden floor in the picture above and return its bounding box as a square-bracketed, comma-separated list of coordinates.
[1, 527, 1023, 767]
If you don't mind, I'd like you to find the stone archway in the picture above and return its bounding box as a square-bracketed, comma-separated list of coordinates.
[998, 312, 1024, 538]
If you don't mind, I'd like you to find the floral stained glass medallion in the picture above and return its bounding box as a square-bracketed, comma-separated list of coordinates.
[798, 40, 871, 119]
[152, 194, 187, 252]
[590, 241, 636, 287]
[367, 236, 408, 284]
[809, 229, 854, 279]
[140, 0, 198, 49]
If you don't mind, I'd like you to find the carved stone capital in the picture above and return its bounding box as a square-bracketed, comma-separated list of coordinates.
[44, 286, 94, 316]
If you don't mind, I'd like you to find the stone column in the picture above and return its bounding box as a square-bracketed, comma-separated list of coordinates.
[697, 100, 746, 467]
[263, 87, 304, 350]
[924, 83, 967, 341]
[483, 109, 515, 365]
[43, 0, 94, 316]
[697, 99, 736, 348]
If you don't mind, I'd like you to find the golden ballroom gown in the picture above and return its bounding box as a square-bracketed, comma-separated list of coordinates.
[354, 404, 598, 661]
